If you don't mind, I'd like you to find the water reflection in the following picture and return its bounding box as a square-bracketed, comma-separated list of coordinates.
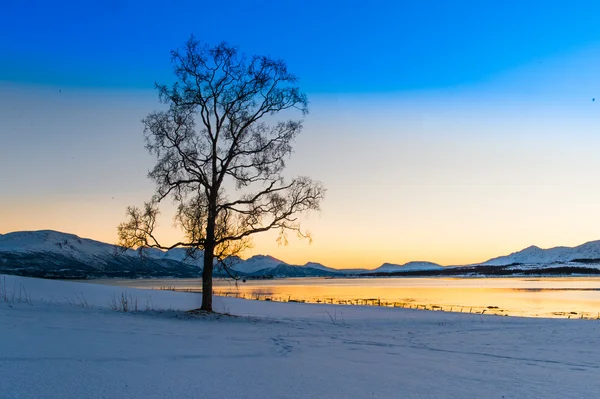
[92, 277, 600, 319]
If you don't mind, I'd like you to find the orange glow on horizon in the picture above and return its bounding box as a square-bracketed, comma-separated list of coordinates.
[3, 58, 600, 271]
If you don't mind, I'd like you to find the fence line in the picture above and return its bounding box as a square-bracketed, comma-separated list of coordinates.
[156, 285, 600, 319]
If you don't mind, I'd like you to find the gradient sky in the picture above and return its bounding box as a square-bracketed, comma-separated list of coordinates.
[2, 1, 600, 269]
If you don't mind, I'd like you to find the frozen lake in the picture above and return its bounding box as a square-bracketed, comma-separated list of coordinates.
[90, 276, 600, 318]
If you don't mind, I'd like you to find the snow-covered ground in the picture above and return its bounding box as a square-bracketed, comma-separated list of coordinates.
[1, 274, 600, 398]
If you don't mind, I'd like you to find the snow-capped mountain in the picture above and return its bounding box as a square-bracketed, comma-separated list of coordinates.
[249, 264, 342, 278]
[0, 230, 209, 269]
[225, 257, 347, 277]
[371, 261, 443, 273]
[301, 262, 344, 274]
[0, 231, 345, 279]
[158, 247, 205, 267]
[0, 231, 202, 279]
[232, 255, 287, 274]
[481, 241, 600, 266]
[0, 230, 136, 263]
[3, 230, 600, 279]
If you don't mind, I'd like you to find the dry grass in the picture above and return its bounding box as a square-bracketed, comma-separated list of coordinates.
[0, 276, 32, 306]
[109, 292, 139, 312]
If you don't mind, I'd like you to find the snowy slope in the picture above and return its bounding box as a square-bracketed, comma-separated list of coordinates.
[482, 241, 600, 266]
[371, 261, 444, 273]
[160, 247, 204, 267]
[0, 230, 136, 265]
[5, 229, 600, 278]
[301, 262, 345, 274]
[0, 231, 203, 278]
[232, 255, 288, 274]
[0, 231, 208, 268]
[0, 231, 337, 278]
[139, 247, 168, 259]
[2, 274, 600, 399]
[249, 264, 342, 277]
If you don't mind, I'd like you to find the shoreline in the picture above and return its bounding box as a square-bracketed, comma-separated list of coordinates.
[85, 275, 600, 320]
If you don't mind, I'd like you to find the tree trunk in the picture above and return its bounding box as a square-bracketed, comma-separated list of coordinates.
[201, 197, 217, 312]
[201, 243, 214, 312]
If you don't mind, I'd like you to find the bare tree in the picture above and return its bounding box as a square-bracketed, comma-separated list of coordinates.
[118, 37, 325, 312]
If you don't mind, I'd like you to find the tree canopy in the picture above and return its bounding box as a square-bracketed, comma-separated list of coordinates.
[118, 37, 325, 311]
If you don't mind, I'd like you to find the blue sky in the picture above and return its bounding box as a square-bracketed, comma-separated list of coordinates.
[3, 1, 600, 92]
[2, 1, 600, 268]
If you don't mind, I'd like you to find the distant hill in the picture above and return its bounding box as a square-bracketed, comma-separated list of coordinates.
[2, 230, 600, 279]
[0, 230, 347, 279]
[480, 241, 600, 267]
[249, 264, 342, 278]
[301, 262, 345, 274]
[231, 255, 287, 274]
[0, 230, 202, 279]
[372, 261, 443, 273]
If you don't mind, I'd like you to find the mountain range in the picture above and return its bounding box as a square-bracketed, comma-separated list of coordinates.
[1, 230, 600, 279]
[480, 241, 600, 266]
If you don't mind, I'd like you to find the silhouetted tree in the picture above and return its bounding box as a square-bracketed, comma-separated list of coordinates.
[118, 37, 325, 312]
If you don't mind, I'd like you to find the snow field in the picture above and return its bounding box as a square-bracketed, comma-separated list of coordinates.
[1, 274, 600, 398]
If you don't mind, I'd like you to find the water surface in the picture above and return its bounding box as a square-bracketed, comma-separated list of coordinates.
[90, 277, 600, 318]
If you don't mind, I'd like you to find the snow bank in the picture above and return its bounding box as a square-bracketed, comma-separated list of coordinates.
[2, 275, 600, 399]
